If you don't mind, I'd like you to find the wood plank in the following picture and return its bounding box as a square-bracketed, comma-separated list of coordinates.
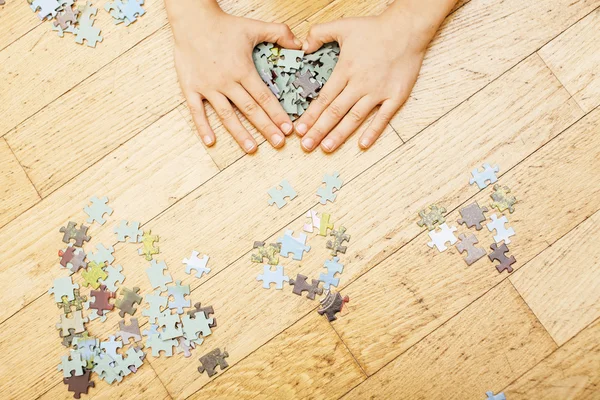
[332, 103, 600, 375]
[0, 138, 39, 228]
[188, 312, 366, 399]
[0, 109, 219, 324]
[143, 54, 581, 396]
[343, 281, 557, 399]
[510, 209, 600, 346]
[504, 317, 600, 399]
[538, 8, 600, 112]
[0, 1, 42, 51]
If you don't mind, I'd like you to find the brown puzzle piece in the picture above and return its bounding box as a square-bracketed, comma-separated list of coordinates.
[456, 233, 487, 265]
[198, 348, 229, 377]
[488, 242, 517, 273]
[290, 274, 323, 300]
[115, 287, 143, 317]
[89, 285, 115, 315]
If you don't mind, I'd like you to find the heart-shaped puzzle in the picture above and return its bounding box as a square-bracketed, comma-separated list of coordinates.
[253, 42, 340, 119]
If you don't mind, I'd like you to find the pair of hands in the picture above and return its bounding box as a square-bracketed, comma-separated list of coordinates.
[167, 0, 443, 154]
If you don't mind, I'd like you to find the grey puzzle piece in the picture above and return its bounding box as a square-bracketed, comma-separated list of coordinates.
[99, 264, 125, 292]
[317, 171, 342, 204]
[49, 276, 79, 303]
[182, 250, 210, 278]
[457, 201, 489, 230]
[114, 220, 142, 243]
[167, 280, 190, 314]
[277, 230, 310, 260]
[58, 350, 86, 378]
[146, 260, 173, 292]
[293, 70, 321, 98]
[117, 318, 142, 343]
[470, 163, 499, 189]
[88, 243, 115, 265]
[268, 179, 297, 208]
[278, 49, 304, 72]
[100, 335, 123, 359]
[456, 233, 486, 265]
[83, 196, 113, 225]
[143, 290, 167, 323]
[487, 214, 516, 244]
[158, 311, 183, 340]
[256, 265, 289, 289]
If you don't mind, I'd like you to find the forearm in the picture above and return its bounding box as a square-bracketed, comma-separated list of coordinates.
[384, 0, 458, 42]
[165, 0, 222, 24]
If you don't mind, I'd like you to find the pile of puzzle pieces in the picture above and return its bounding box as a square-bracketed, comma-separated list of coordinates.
[256, 172, 350, 321]
[52, 196, 225, 398]
[27, 0, 145, 47]
[253, 42, 340, 119]
[419, 163, 518, 273]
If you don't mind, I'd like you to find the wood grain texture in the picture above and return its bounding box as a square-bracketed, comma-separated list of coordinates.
[510, 208, 600, 346]
[504, 317, 600, 399]
[0, 1, 41, 51]
[343, 281, 557, 399]
[332, 98, 600, 375]
[0, 109, 219, 325]
[538, 8, 600, 112]
[0, 138, 39, 228]
[189, 312, 366, 400]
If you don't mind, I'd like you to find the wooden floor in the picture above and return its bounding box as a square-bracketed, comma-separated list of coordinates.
[1, 0, 599, 398]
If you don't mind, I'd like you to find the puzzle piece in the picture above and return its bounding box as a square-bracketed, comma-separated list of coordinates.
[485, 391, 506, 400]
[146, 329, 177, 357]
[251, 241, 281, 265]
[92, 353, 123, 385]
[104, 0, 125, 22]
[98, 264, 125, 292]
[56, 310, 88, 337]
[290, 274, 323, 300]
[57, 288, 87, 314]
[117, 318, 142, 343]
[83, 196, 113, 225]
[469, 163, 499, 189]
[293, 69, 321, 98]
[326, 226, 350, 256]
[84, 296, 110, 322]
[49, 276, 80, 303]
[267, 179, 297, 208]
[257, 265, 289, 289]
[89, 284, 115, 315]
[59, 221, 91, 247]
[81, 261, 108, 289]
[486, 214, 516, 244]
[320, 213, 334, 236]
[115, 287, 142, 317]
[277, 230, 311, 260]
[317, 172, 342, 204]
[488, 243, 516, 273]
[167, 280, 190, 314]
[60, 329, 80, 347]
[72, 332, 100, 369]
[181, 312, 214, 342]
[58, 350, 86, 378]
[119, 0, 145, 25]
[490, 184, 517, 213]
[54, 3, 79, 29]
[188, 302, 216, 328]
[30, 0, 60, 20]
[198, 348, 229, 377]
[88, 243, 115, 264]
[427, 223, 458, 252]
[124, 346, 145, 372]
[100, 335, 123, 359]
[146, 259, 173, 292]
[75, 1, 103, 47]
[303, 210, 321, 233]
[457, 201, 489, 230]
[114, 220, 142, 242]
[138, 230, 159, 260]
[143, 290, 167, 324]
[456, 233, 486, 265]
[63, 369, 94, 399]
[319, 257, 344, 289]
[318, 291, 349, 321]
[182, 250, 210, 278]
[417, 204, 447, 231]
[278, 49, 304, 72]
[177, 337, 195, 358]
[59, 246, 88, 274]
[157, 311, 183, 340]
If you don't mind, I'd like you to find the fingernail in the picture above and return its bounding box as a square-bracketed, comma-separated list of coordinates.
[296, 123, 308, 135]
[322, 138, 334, 151]
[203, 135, 214, 146]
[302, 137, 314, 150]
[272, 134, 284, 146]
[360, 138, 370, 149]
[302, 40, 308, 51]
[281, 123, 292, 135]
[244, 139, 256, 152]
[294, 38, 302, 48]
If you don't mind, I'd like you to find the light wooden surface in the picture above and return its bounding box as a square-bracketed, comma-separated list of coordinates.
[0, 0, 598, 399]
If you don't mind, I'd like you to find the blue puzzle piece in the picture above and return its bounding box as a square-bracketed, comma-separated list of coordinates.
[319, 257, 344, 289]
[276, 230, 310, 260]
[257, 265, 289, 289]
[485, 391, 506, 400]
[268, 179, 297, 208]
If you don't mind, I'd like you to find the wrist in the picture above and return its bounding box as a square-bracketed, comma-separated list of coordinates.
[383, 0, 453, 44]
[165, 0, 222, 27]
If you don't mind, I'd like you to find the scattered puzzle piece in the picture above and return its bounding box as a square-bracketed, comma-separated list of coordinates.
[63, 369, 94, 399]
[57, 288, 87, 314]
[114, 220, 142, 243]
[100, 335, 123, 359]
[469, 163, 499, 189]
[490, 184, 516, 213]
[198, 348, 229, 377]
[56, 310, 88, 337]
[457, 201, 489, 230]
[146, 259, 173, 292]
[319, 257, 344, 289]
[257, 265, 289, 289]
[486, 214, 516, 244]
[89, 284, 115, 315]
[117, 318, 142, 343]
[182, 250, 210, 278]
[30, 0, 60, 20]
[488, 243, 516, 273]
[49, 276, 80, 303]
[145, 329, 177, 357]
[138, 230, 159, 260]
[98, 264, 125, 292]
[75, 1, 103, 47]
[318, 291, 349, 321]
[158, 311, 183, 340]
[81, 261, 108, 289]
[142, 290, 167, 324]
[181, 312, 214, 342]
[188, 302, 217, 328]
[115, 287, 142, 317]
[303, 210, 321, 233]
[317, 172, 342, 204]
[268, 179, 297, 208]
[251, 241, 281, 265]
[277, 230, 311, 260]
[456, 233, 486, 265]
[326, 226, 350, 256]
[427, 223, 458, 252]
[290, 274, 323, 300]
[83, 196, 113, 225]
[58, 350, 86, 378]
[59, 246, 88, 274]
[88, 243, 115, 265]
[59, 221, 91, 247]
[319, 213, 334, 236]
[417, 204, 447, 231]
[167, 280, 191, 314]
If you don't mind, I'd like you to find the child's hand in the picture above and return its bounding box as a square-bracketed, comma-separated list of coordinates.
[295, 2, 449, 152]
[166, 0, 302, 153]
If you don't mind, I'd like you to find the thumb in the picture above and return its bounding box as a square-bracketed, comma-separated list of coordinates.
[302, 21, 343, 53]
[256, 21, 302, 49]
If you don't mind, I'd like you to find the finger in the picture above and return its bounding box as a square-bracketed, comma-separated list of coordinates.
[256, 21, 302, 49]
[241, 73, 293, 136]
[321, 96, 379, 153]
[302, 20, 344, 53]
[359, 99, 400, 149]
[301, 87, 360, 152]
[294, 71, 347, 137]
[208, 93, 258, 154]
[185, 91, 216, 146]
[226, 85, 286, 148]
